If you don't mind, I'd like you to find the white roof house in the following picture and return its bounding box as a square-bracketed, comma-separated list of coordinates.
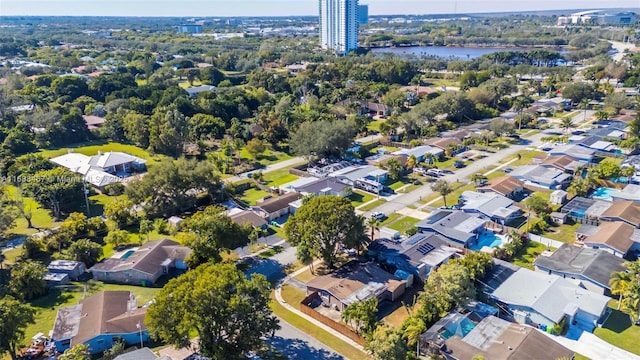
[87, 152, 146, 169]
[458, 191, 521, 222]
[50, 151, 146, 188]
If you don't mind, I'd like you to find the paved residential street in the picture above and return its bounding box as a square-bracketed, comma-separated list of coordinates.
[267, 320, 344, 360]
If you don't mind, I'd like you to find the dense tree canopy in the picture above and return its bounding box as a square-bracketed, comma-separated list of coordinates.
[146, 263, 279, 359]
[0, 296, 36, 360]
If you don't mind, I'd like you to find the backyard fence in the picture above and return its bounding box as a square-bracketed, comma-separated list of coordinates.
[299, 292, 365, 345]
[527, 233, 564, 249]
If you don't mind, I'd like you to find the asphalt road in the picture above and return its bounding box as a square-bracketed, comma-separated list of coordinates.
[362, 131, 549, 218]
[267, 320, 344, 360]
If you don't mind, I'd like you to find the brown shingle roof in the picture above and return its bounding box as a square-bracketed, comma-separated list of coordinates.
[256, 192, 302, 214]
[586, 221, 635, 254]
[601, 201, 640, 227]
[478, 176, 523, 197]
[541, 155, 577, 170]
[425, 137, 461, 150]
[230, 210, 268, 228]
[73, 291, 147, 344]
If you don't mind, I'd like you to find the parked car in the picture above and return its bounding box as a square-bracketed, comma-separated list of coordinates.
[372, 212, 386, 220]
[504, 167, 513, 173]
[426, 169, 444, 177]
[454, 161, 466, 169]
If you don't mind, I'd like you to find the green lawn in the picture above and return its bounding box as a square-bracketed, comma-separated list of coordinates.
[22, 281, 161, 347]
[499, 150, 546, 167]
[358, 198, 388, 211]
[269, 291, 366, 360]
[397, 184, 421, 194]
[430, 182, 475, 208]
[349, 190, 376, 207]
[5, 185, 60, 236]
[540, 221, 581, 244]
[239, 148, 293, 166]
[35, 142, 166, 169]
[178, 80, 204, 88]
[594, 303, 640, 355]
[367, 119, 386, 132]
[240, 188, 271, 206]
[262, 168, 299, 187]
[380, 212, 403, 226]
[387, 216, 420, 234]
[511, 241, 554, 270]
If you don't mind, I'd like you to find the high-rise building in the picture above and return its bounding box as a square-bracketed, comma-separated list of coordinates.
[358, 4, 368, 25]
[319, 0, 359, 55]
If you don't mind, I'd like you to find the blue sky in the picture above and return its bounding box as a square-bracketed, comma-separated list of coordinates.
[1, 0, 638, 17]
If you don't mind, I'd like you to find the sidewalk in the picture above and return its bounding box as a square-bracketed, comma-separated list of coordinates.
[538, 329, 640, 360]
[274, 264, 366, 355]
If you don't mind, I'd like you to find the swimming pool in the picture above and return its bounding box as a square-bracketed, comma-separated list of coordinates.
[441, 316, 477, 339]
[120, 250, 135, 259]
[469, 231, 503, 251]
[591, 187, 617, 201]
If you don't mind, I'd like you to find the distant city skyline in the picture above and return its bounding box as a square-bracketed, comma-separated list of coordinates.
[1, 0, 639, 17]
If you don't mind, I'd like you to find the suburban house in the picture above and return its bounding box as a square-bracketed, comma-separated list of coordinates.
[458, 191, 522, 225]
[294, 177, 352, 197]
[477, 176, 524, 199]
[599, 200, 640, 227]
[392, 145, 443, 162]
[252, 192, 303, 221]
[576, 221, 638, 258]
[534, 244, 625, 295]
[416, 210, 486, 248]
[569, 135, 615, 152]
[184, 85, 216, 98]
[425, 137, 463, 153]
[365, 153, 409, 167]
[609, 184, 640, 202]
[509, 165, 572, 189]
[537, 155, 587, 174]
[438, 316, 574, 360]
[334, 98, 390, 116]
[368, 233, 458, 282]
[50, 151, 147, 188]
[622, 155, 640, 172]
[328, 165, 388, 185]
[229, 210, 268, 229]
[488, 266, 610, 332]
[52, 291, 149, 355]
[305, 261, 406, 312]
[548, 144, 595, 163]
[47, 260, 86, 280]
[83, 115, 107, 130]
[89, 239, 192, 286]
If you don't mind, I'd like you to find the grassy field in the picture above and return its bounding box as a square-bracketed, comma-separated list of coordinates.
[387, 216, 420, 234]
[294, 268, 316, 283]
[262, 168, 299, 187]
[5, 185, 60, 236]
[22, 281, 161, 347]
[349, 190, 376, 207]
[239, 148, 293, 166]
[540, 221, 581, 244]
[594, 302, 640, 355]
[269, 291, 366, 360]
[367, 119, 386, 133]
[499, 150, 546, 167]
[358, 198, 387, 211]
[511, 241, 553, 270]
[239, 187, 271, 206]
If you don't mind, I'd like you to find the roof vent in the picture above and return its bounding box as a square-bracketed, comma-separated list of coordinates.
[507, 346, 513, 351]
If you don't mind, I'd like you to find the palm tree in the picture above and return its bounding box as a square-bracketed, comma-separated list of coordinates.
[623, 166, 637, 183]
[579, 98, 591, 121]
[431, 179, 453, 208]
[560, 117, 575, 133]
[406, 154, 418, 171]
[471, 173, 485, 186]
[402, 316, 426, 357]
[595, 110, 610, 121]
[512, 97, 529, 130]
[366, 217, 381, 241]
[610, 271, 632, 310]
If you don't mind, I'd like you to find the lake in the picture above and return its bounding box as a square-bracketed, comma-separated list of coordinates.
[370, 46, 564, 59]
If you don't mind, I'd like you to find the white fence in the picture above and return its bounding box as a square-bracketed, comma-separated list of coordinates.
[527, 233, 565, 249]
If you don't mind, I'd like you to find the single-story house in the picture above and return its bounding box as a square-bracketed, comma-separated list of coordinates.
[365, 153, 408, 167]
[560, 196, 613, 223]
[50, 151, 147, 188]
[329, 165, 388, 185]
[439, 316, 574, 360]
[534, 244, 625, 295]
[230, 210, 268, 229]
[44, 272, 71, 287]
[83, 115, 107, 130]
[90, 239, 192, 285]
[416, 210, 486, 248]
[477, 175, 524, 199]
[47, 260, 86, 280]
[368, 233, 458, 282]
[571, 135, 615, 152]
[252, 192, 303, 221]
[305, 262, 406, 312]
[184, 85, 216, 98]
[334, 98, 390, 116]
[392, 145, 443, 162]
[52, 291, 149, 354]
[548, 144, 595, 163]
[600, 200, 640, 228]
[622, 155, 640, 172]
[489, 267, 610, 332]
[538, 155, 587, 174]
[294, 177, 352, 197]
[609, 184, 640, 202]
[509, 165, 572, 189]
[458, 191, 522, 225]
[578, 221, 637, 258]
[425, 137, 463, 152]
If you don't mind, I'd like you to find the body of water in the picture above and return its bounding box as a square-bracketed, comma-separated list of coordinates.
[371, 45, 564, 59]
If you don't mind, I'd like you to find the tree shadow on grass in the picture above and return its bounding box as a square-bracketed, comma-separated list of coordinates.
[30, 288, 76, 309]
[602, 309, 633, 333]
